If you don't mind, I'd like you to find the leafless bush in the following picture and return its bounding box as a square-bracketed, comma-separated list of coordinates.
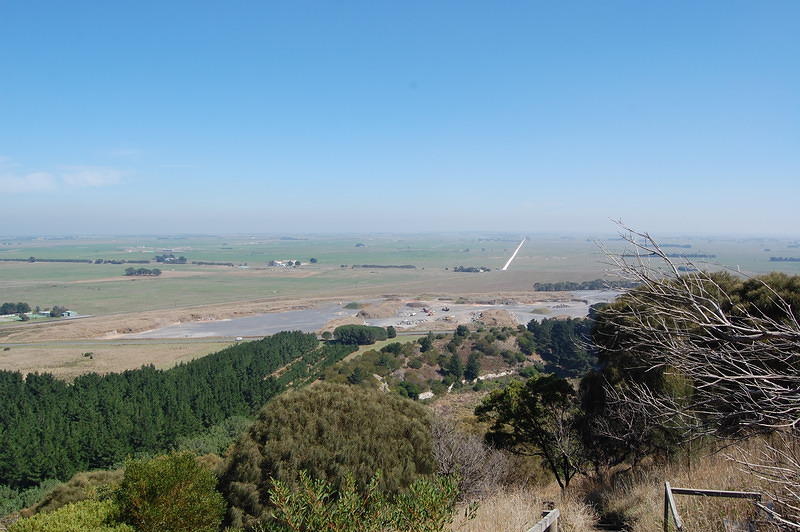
[595, 224, 800, 527]
[598, 226, 800, 438]
[432, 417, 510, 501]
[730, 431, 800, 530]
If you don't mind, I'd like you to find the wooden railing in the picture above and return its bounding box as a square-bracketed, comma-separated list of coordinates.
[527, 508, 560, 532]
[663, 481, 763, 531]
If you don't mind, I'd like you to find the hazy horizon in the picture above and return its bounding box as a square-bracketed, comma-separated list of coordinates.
[2, 228, 799, 240]
[2, 1, 798, 235]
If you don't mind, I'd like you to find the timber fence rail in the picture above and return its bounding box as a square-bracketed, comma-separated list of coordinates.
[663, 481, 763, 531]
[526, 508, 560, 532]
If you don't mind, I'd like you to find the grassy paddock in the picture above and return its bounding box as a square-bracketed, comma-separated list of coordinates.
[2, 234, 798, 318]
[341, 335, 426, 362]
[0, 341, 233, 380]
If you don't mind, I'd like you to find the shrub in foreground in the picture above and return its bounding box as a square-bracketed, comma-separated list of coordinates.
[264, 471, 460, 532]
[220, 383, 434, 528]
[26, 469, 123, 515]
[114, 452, 225, 532]
[8, 499, 133, 532]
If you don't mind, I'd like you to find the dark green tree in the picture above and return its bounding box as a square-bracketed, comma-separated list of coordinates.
[418, 332, 434, 353]
[334, 325, 388, 345]
[444, 353, 463, 380]
[476, 375, 584, 490]
[347, 367, 367, 385]
[464, 352, 481, 381]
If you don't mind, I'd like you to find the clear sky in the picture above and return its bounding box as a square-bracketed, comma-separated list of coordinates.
[1, 1, 798, 236]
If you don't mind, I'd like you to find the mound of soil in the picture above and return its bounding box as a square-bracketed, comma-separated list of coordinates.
[476, 309, 518, 328]
[356, 300, 403, 319]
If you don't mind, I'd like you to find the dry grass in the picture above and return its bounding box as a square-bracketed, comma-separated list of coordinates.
[319, 315, 364, 334]
[447, 438, 780, 531]
[0, 298, 326, 342]
[0, 341, 232, 379]
[355, 300, 404, 319]
[475, 309, 519, 328]
[450, 486, 598, 532]
[591, 439, 773, 531]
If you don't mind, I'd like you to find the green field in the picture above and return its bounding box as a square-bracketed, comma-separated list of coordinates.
[1, 233, 799, 317]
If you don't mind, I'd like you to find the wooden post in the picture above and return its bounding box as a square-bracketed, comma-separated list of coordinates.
[526, 509, 560, 532]
[664, 481, 671, 532]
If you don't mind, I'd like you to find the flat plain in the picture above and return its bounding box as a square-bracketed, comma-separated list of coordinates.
[1, 232, 798, 377]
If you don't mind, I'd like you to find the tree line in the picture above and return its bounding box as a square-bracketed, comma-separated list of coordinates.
[0, 331, 354, 489]
[124, 267, 161, 276]
[0, 302, 30, 315]
[532, 279, 640, 291]
[332, 325, 393, 345]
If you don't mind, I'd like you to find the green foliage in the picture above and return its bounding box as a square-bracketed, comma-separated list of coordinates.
[333, 325, 388, 345]
[454, 324, 469, 337]
[581, 271, 800, 467]
[500, 350, 526, 365]
[321, 331, 332, 340]
[472, 337, 498, 357]
[0, 479, 61, 516]
[343, 302, 362, 309]
[386, 325, 397, 338]
[115, 452, 225, 532]
[444, 353, 463, 379]
[0, 332, 349, 488]
[123, 267, 161, 277]
[176, 416, 253, 456]
[347, 366, 368, 384]
[464, 352, 481, 381]
[0, 302, 30, 315]
[322, 344, 404, 386]
[476, 375, 584, 489]
[532, 279, 639, 291]
[516, 332, 535, 355]
[8, 499, 134, 532]
[49, 305, 68, 317]
[395, 380, 421, 400]
[429, 380, 448, 396]
[219, 383, 435, 528]
[527, 317, 595, 376]
[418, 333, 434, 352]
[27, 470, 122, 515]
[380, 342, 403, 355]
[264, 471, 460, 532]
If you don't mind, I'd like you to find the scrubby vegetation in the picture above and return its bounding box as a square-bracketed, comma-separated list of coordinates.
[115, 452, 225, 532]
[8, 499, 134, 532]
[219, 383, 435, 528]
[4, 238, 799, 530]
[267, 471, 458, 532]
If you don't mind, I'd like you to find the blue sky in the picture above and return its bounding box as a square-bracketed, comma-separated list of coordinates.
[1, 1, 798, 235]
